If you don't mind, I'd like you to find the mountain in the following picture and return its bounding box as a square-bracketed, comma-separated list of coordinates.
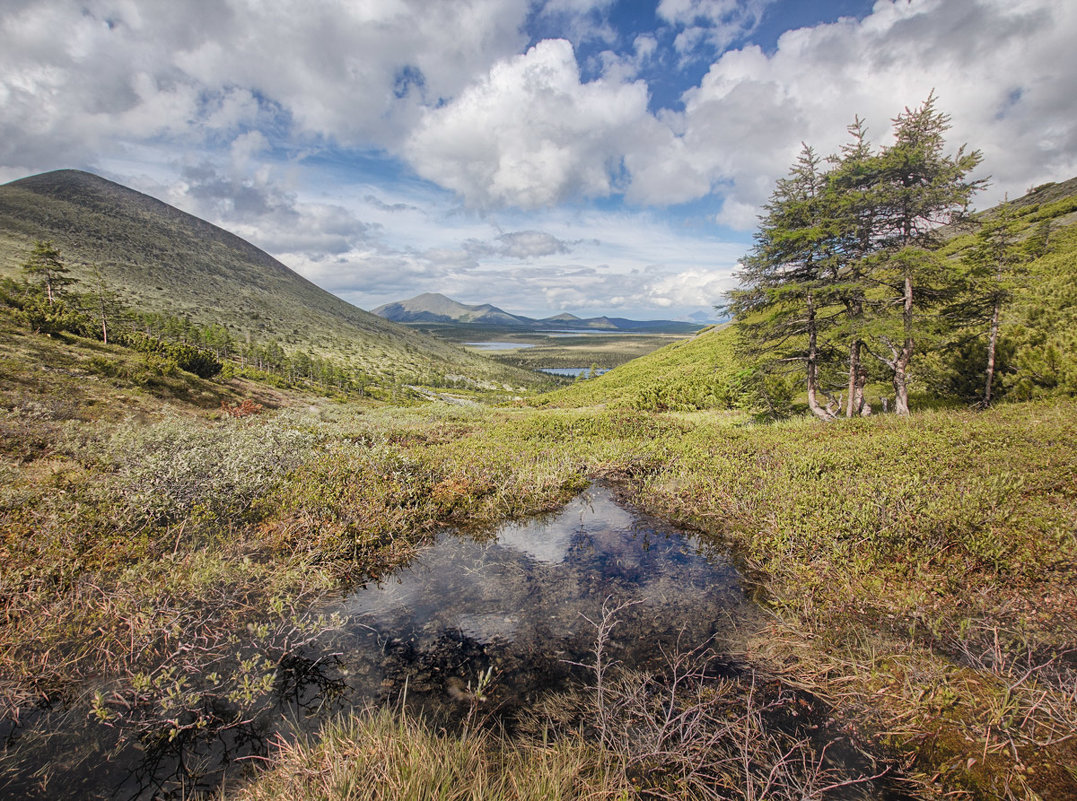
[374, 292, 701, 334]
[0, 170, 543, 388]
[372, 293, 530, 326]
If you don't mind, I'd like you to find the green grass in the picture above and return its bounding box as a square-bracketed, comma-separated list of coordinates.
[2, 289, 1077, 798]
[528, 325, 749, 411]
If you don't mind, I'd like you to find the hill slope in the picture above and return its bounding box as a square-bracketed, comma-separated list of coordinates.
[530, 324, 746, 411]
[0, 170, 541, 388]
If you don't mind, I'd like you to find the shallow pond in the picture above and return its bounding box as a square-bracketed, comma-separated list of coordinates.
[1, 485, 897, 799]
[324, 483, 756, 713]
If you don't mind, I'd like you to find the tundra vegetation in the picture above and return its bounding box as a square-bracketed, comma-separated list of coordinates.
[1, 103, 1076, 799]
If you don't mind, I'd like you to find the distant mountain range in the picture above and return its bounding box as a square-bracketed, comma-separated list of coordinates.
[0, 170, 543, 388]
[373, 293, 702, 334]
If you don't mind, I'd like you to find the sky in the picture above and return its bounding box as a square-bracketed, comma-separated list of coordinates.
[1, 0, 1075, 323]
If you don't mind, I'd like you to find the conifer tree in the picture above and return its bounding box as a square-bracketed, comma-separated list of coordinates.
[866, 93, 983, 414]
[87, 264, 124, 345]
[961, 202, 1026, 406]
[729, 145, 843, 420]
[828, 117, 881, 416]
[22, 240, 75, 305]
[729, 95, 983, 419]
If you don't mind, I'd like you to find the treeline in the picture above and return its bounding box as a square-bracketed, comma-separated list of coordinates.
[1, 246, 223, 379]
[129, 312, 382, 394]
[728, 94, 1075, 419]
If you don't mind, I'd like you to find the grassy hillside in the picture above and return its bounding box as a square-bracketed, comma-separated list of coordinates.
[931, 181, 1077, 401]
[529, 324, 748, 411]
[0, 170, 543, 390]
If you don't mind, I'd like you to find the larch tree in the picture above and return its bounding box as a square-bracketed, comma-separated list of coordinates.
[728, 94, 983, 420]
[961, 202, 1028, 406]
[22, 240, 75, 305]
[728, 145, 844, 421]
[87, 264, 124, 345]
[828, 117, 882, 417]
[866, 93, 983, 414]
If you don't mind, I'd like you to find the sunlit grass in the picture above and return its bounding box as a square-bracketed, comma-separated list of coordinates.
[231, 708, 630, 801]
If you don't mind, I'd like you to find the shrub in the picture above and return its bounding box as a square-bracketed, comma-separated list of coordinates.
[95, 414, 318, 526]
[120, 332, 222, 378]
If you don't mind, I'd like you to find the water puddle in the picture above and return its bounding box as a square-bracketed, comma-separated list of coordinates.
[324, 483, 756, 714]
[1, 484, 897, 798]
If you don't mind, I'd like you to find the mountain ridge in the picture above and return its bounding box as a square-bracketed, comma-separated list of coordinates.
[373, 292, 701, 334]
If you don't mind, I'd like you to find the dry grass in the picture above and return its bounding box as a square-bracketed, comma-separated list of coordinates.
[230, 707, 631, 801]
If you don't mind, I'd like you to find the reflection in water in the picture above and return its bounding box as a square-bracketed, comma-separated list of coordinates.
[0, 484, 756, 799]
[329, 484, 755, 715]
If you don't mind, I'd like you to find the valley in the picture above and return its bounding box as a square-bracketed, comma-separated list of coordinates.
[4, 1, 1077, 798]
[0, 167, 1074, 801]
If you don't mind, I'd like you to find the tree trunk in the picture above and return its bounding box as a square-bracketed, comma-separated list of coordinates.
[806, 293, 834, 421]
[984, 297, 1001, 407]
[856, 359, 869, 415]
[892, 272, 914, 415]
[846, 340, 862, 417]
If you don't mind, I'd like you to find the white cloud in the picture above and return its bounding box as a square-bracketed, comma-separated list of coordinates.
[642, 268, 735, 310]
[0, 0, 530, 175]
[657, 0, 773, 54]
[466, 231, 574, 259]
[633, 0, 1077, 225]
[404, 39, 664, 209]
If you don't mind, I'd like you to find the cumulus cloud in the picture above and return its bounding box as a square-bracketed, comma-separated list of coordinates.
[641, 268, 736, 310]
[405, 39, 667, 208]
[401, 0, 1077, 220]
[631, 0, 1077, 224]
[0, 0, 530, 176]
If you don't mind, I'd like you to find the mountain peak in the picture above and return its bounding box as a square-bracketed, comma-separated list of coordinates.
[373, 293, 528, 326]
[373, 293, 702, 334]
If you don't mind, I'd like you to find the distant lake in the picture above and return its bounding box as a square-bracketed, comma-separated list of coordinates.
[546, 330, 643, 337]
[539, 367, 611, 378]
[464, 341, 536, 350]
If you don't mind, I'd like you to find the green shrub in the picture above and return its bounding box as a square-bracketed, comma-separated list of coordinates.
[120, 331, 222, 378]
[92, 413, 318, 526]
